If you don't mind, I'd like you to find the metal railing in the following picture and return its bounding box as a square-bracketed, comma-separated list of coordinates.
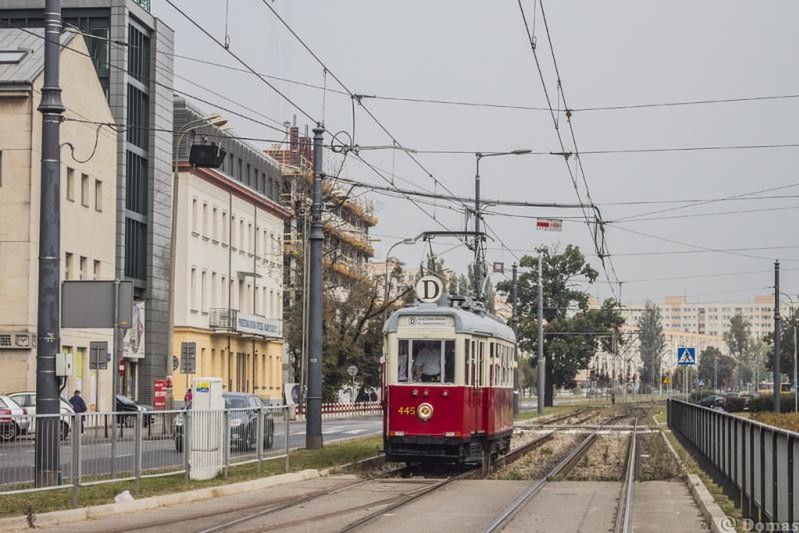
[0, 406, 290, 501]
[295, 401, 382, 419]
[668, 399, 798, 523]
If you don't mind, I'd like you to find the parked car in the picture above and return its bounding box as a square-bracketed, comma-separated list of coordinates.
[698, 394, 725, 410]
[723, 392, 747, 413]
[0, 395, 30, 441]
[116, 394, 154, 427]
[7, 391, 74, 440]
[174, 392, 274, 453]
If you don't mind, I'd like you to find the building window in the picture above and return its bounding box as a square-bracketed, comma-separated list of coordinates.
[79, 256, 87, 280]
[191, 268, 197, 310]
[191, 199, 198, 234]
[239, 220, 244, 251]
[221, 275, 227, 307]
[127, 24, 150, 85]
[201, 270, 207, 312]
[65, 252, 73, 280]
[212, 207, 218, 240]
[66, 167, 75, 201]
[246, 163, 251, 186]
[93, 260, 100, 280]
[231, 216, 236, 248]
[126, 85, 149, 150]
[125, 152, 148, 215]
[124, 218, 147, 280]
[211, 272, 217, 307]
[238, 158, 242, 181]
[222, 212, 228, 244]
[80, 173, 90, 207]
[94, 179, 102, 211]
[247, 223, 252, 253]
[202, 203, 208, 237]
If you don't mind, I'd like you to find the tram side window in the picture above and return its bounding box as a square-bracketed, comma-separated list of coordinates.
[444, 341, 455, 383]
[478, 342, 484, 386]
[398, 340, 409, 382]
[464, 339, 471, 385]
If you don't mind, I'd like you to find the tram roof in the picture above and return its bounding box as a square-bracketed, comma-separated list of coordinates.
[384, 301, 516, 343]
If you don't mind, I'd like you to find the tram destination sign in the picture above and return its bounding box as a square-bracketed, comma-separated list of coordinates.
[404, 316, 454, 327]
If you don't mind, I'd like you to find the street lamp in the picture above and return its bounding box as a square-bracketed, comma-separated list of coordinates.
[167, 113, 231, 387]
[473, 149, 532, 299]
[383, 238, 418, 321]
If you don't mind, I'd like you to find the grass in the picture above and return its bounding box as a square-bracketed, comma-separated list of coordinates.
[751, 411, 799, 431]
[652, 411, 667, 425]
[0, 436, 381, 519]
[662, 430, 745, 532]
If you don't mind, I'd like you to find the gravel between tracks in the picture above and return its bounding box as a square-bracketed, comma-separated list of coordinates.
[490, 433, 581, 480]
[561, 433, 629, 481]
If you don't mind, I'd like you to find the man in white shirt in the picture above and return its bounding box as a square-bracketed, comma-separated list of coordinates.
[413, 341, 441, 382]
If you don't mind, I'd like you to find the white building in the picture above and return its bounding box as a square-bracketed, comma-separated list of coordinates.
[0, 30, 117, 409]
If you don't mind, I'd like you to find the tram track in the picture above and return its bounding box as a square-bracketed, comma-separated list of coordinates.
[483, 411, 640, 532]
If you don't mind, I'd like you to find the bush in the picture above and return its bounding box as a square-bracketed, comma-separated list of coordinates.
[724, 396, 746, 413]
[751, 412, 799, 432]
[748, 393, 796, 413]
[689, 390, 714, 403]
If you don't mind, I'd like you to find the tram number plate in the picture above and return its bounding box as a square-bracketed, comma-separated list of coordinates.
[397, 406, 416, 416]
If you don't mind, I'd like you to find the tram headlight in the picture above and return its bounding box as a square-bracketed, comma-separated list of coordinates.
[417, 402, 434, 421]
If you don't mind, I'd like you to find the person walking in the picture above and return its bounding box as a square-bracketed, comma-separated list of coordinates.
[69, 390, 87, 432]
[184, 387, 193, 405]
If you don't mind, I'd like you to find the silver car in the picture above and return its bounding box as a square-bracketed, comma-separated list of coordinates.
[7, 392, 74, 440]
[0, 395, 30, 441]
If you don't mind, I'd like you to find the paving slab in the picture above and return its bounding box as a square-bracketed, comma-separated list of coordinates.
[631, 480, 709, 532]
[504, 481, 620, 533]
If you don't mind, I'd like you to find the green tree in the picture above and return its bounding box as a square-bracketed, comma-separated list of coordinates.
[724, 314, 754, 387]
[697, 347, 736, 390]
[637, 302, 665, 392]
[497, 245, 622, 406]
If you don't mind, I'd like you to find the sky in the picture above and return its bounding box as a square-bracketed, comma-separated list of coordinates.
[152, 0, 799, 306]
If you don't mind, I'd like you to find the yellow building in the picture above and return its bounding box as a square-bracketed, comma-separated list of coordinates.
[0, 30, 117, 409]
[171, 103, 290, 401]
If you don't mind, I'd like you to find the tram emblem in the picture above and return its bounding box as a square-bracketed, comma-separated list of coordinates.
[415, 276, 443, 303]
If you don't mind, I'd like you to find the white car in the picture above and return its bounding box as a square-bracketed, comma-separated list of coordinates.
[0, 395, 30, 441]
[7, 392, 74, 440]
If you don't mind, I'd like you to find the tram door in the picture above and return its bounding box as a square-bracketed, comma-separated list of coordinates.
[474, 339, 486, 435]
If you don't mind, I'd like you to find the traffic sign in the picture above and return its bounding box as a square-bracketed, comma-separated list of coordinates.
[698, 379, 705, 388]
[677, 347, 696, 366]
[180, 342, 196, 374]
[536, 218, 563, 232]
[89, 341, 108, 370]
[492, 262, 505, 273]
[662, 373, 671, 385]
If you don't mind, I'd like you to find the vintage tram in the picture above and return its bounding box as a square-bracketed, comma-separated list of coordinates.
[382, 276, 516, 465]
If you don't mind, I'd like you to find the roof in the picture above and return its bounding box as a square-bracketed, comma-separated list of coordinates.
[0, 28, 75, 87]
[384, 300, 516, 344]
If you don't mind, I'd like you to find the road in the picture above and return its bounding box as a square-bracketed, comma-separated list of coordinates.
[0, 416, 382, 487]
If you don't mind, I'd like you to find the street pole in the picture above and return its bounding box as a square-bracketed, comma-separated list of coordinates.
[511, 263, 519, 415]
[713, 353, 718, 392]
[473, 155, 482, 300]
[774, 261, 782, 413]
[35, 0, 65, 488]
[793, 323, 797, 413]
[305, 126, 324, 449]
[537, 255, 544, 414]
[611, 330, 617, 405]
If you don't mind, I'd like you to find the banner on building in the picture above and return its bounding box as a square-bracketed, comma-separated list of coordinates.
[236, 313, 282, 338]
[123, 301, 145, 359]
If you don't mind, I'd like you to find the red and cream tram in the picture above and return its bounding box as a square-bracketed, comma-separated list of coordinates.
[382, 276, 516, 464]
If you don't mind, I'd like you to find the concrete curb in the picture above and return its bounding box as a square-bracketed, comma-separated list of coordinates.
[660, 430, 734, 533]
[0, 469, 321, 531]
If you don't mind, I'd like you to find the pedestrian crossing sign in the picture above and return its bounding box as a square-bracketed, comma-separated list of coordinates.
[677, 347, 696, 366]
[662, 373, 671, 385]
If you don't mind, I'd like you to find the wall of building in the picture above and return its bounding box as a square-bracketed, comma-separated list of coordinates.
[0, 36, 117, 409]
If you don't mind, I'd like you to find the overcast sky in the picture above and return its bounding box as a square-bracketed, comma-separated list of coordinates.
[153, 1, 799, 305]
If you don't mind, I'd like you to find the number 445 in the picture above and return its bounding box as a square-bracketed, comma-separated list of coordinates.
[397, 406, 416, 416]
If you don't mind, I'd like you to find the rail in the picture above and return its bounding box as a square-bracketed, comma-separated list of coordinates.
[0, 406, 290, 501]
[668, 398, 798, 524]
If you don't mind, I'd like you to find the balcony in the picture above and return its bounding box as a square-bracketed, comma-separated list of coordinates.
[133, 0, 151, 11]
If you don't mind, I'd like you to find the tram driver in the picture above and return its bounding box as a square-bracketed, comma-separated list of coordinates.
[413, 341, 441, 382]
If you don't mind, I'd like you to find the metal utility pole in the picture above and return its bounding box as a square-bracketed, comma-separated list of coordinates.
[511, 263, 519, 415]
[35, 0, 65, 488]
[611, 330, 617, 405]
[473, 155, 483, 300]
[774, 261, 781, 413]
[713, 353, 718, 392]
[537, 254, 545, 414]
[306, 126, 324, 449]
[793, 323, 797, 413]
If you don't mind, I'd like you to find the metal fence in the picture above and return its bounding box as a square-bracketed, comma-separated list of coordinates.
[296, 401, 382, 419]
[668, 399, 798, 523]
[0, 406, 290, 501]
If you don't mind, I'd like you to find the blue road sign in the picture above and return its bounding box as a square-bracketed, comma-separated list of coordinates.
[698, 379, 705, 388]
[677, 347, 696, 366]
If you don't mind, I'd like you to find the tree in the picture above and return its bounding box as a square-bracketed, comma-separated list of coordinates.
[637, 302, 665, 392]
[497, 245, 622, 406]
[763, 310, 798, 386]
[697, 347, 735, 390]
[724, 314, 754, 387]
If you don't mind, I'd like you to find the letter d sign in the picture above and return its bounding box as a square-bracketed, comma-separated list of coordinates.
[415, 276, 443, 303]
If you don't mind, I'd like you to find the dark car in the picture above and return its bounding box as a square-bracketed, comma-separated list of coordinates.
[174, 393, 274, 453]
[698, 394, 725, 409]
[116, 394, 155, 427]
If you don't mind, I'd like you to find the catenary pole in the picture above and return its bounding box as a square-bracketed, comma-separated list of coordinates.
[774, 261, 781, 413]
[511, 263, 519, 415]
[537, 254, 544, 414]
[305, 126, 325, 449]
[473, 155, 482, 300]
[35, 0, 65, 487]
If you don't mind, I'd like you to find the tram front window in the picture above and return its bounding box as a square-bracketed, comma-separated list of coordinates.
[397, 340, 454, 383]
